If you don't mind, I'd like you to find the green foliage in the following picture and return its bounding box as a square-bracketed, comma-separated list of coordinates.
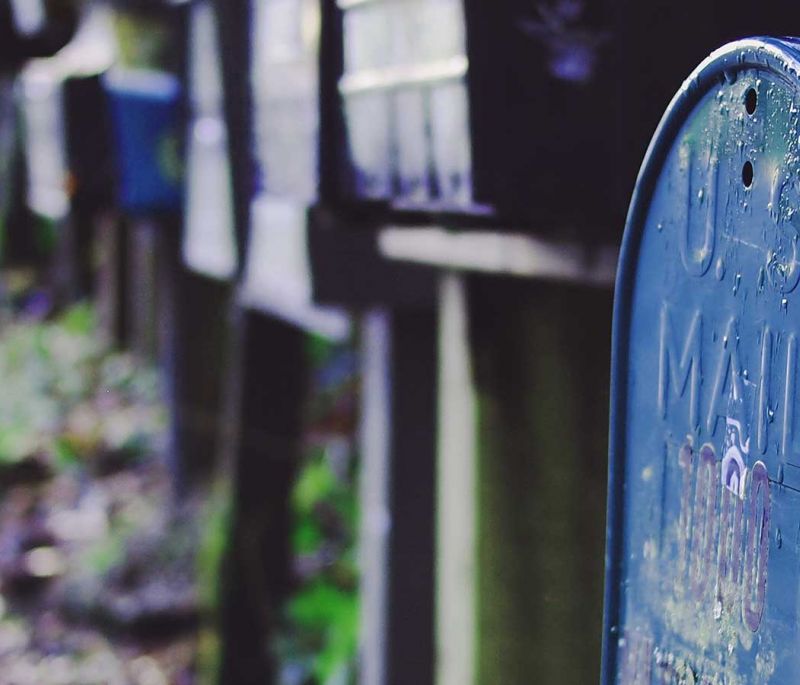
[33, 214, 59, 255]
[112, 13, 175, 71]
[82, 531, 127, 576]
[280, 341, 360, 685]
[293, 458, 337, 517]
[0, 302, 165, 469]
[60, 302, 95, 335]
[306, 335, 334, 368]
[288, 581, 358, 683]
[195, 478, 233, 685]
[292, 519, 323, 556]
[196, 479, 232, 612]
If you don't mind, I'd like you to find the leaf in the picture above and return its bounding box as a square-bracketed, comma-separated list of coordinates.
[52, 437, 80, 470]
[293, 459, 337, 515]
[292, 520, 323, 555]
[0, 425, 37, 464]
[59, 303, 96, 336]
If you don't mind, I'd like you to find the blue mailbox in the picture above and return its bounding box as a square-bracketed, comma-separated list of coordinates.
[103, 68, 182, 214]
[605, 38, 800, 683]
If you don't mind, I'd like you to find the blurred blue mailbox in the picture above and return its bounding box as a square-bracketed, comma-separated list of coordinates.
[103, 69, 182, 214]
[604, 38, 800, 683]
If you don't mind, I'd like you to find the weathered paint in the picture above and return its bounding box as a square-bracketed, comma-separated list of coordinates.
[605, 39, 800, 684]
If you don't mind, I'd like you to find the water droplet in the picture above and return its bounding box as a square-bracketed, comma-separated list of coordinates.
[778, 463, 785, 483]
[782, 297, 789, 310]
[777, 528, 783, 549]
[733, 273, 742, 295]
[698, 188, 705, 201]
[657, 221, 664, 232]
[758, 267, 766, 289]
[716, 258, 726, 280]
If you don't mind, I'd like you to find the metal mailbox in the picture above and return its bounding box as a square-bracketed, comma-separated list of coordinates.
[103, 68, 182, 214]
[605, 38, 800, 683]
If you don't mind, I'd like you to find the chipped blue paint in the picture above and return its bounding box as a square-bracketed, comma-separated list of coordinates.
[604, 38, 800, 684]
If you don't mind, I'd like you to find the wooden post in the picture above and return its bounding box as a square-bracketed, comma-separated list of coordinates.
[436, 273, 477, 685]
[94, 212, 126, 347]
[218, 311, 306, 685]
[469, 278, 611, 684]
[126, 218, 158, 358]
[168, 268, 231, 487]
[359, 310, 391, 685]
[385, 307, 437, 685]
[357, 305, 438, 685]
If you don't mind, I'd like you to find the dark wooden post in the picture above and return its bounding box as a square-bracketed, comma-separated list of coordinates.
[358, 305, 439, 685]
[469, 277, 611, 684]
[218, 311, 307, 685]
[385, 307, 438, 685]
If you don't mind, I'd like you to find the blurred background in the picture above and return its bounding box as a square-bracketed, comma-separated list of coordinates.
[0, 1, 799, 684]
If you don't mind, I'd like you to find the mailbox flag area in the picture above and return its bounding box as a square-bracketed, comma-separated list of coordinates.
[605, 38, 800, 684]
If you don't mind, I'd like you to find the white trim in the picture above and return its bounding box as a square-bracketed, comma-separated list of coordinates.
[340, 55, 468, 95]
[436, 274, 477, 685]
[378, 227, 618, 287]
[358, 310, 392, 685]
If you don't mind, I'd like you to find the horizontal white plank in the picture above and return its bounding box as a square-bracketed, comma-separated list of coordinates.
[377, 227, 618, 287]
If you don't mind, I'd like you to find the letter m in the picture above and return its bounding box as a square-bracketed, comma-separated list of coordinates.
[659, 306, 702, 430]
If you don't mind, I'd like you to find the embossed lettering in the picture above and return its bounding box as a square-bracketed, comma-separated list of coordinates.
[767, 166, 800, 293]
[717, 483, 744, 607]
[783, 334, 797, 456]
[691, 445, 718, 599]
[676, 446, 769, 632]
[677, 442, 694, 577]
[706, 318, 743, 437]
[679, 144, 718, 277]
[659, 306, 702, 430]
[757, 326, 773, 455]
[743, 461, 770, 632]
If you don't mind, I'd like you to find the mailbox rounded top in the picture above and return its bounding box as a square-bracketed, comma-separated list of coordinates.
[618, 38, 800, 301]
